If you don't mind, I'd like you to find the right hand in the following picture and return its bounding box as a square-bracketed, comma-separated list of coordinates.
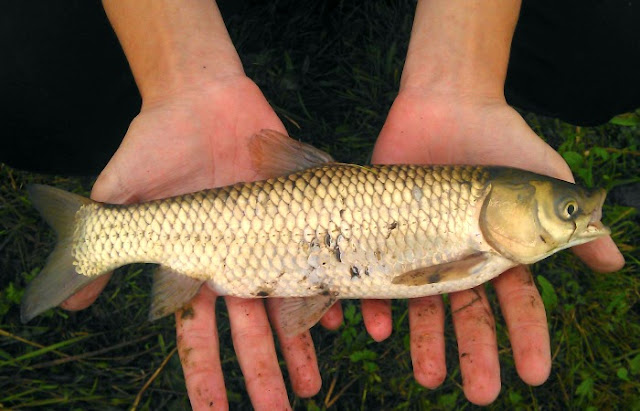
[369, 89, 624, 405]
[59, 76, 324, 410]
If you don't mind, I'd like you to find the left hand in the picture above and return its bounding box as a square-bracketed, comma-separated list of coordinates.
[60, 76, 322, 410]
[360, 89, 624, 405]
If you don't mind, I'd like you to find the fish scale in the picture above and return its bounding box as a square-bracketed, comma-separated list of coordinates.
[71, 164, 491, 299]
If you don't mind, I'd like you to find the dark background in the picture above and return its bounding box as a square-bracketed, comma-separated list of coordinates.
[1, 0, 638, 175]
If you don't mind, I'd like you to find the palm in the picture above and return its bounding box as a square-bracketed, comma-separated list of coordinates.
[374, 91, 570, 175]
[92, 77, 283, 202]
[370, 90, 623, 405]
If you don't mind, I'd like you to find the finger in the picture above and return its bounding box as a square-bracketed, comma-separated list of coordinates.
[176, 285, 228, 411]
[226, 296, 290, 411]
[60, 273, 112, 311]
[572, 236, 625, 273]
[319, 301, 343, 330]
[450, 286, 501, 406]
[267, 299, 322, 397]
[492, 266, 551, 386]
[408, 296, 447, 389]
[361, 299, 393, 341]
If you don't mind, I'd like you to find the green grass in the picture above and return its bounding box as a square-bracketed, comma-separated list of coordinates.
[1, 1, 639, 409]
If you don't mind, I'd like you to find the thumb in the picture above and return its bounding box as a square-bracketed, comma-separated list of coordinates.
[91, 161, 140, 204]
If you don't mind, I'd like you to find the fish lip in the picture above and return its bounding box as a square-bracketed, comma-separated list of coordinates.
[581, 188, 611, 238]
[585, 219, 611, 236]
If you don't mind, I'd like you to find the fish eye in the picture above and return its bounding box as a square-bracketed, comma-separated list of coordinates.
[560, 200, 579, 220]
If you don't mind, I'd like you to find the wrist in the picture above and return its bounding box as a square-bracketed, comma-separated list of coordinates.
[138, 42, 245, 104]
[400, 0, 520, 100]
[400, 59, 507, 102]
[140, 71, 250, 110]
[103, 0, 245, 103]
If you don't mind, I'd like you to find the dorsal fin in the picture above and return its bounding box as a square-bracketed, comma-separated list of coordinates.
[249, 129, 335, 177]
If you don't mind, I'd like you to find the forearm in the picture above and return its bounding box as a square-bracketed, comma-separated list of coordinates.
[402, 0, 521, 98]
[102, 0, 244, 102]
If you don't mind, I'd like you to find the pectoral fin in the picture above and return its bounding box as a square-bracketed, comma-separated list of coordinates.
[149, 266, 204, 321]
[277, 292, 337, 337]
[392, 253, 490, 286]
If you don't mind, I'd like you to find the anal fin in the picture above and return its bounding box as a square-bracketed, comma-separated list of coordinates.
[392, 253, 490, 286]
[277, 292, 337, 337]
[149, 265, 204, 321]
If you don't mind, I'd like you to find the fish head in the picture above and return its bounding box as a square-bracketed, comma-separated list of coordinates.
[480, 169, 610, 264]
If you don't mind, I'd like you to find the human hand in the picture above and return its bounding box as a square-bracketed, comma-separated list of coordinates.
[362, 0, 623, 404]
[367, 89, 625, 404]
[59, 76, 322, 410]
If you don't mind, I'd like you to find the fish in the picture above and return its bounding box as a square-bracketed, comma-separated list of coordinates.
[21, 130, 611, 336]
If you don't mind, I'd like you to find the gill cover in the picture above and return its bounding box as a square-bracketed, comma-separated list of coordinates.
[480, 180, 555, 264]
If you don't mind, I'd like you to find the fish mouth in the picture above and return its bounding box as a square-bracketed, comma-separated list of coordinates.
[580, 188, 611, 239]
[585, 219, 610, 237]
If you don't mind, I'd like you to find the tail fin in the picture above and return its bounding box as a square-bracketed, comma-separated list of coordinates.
[21, 185, 96, 323]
